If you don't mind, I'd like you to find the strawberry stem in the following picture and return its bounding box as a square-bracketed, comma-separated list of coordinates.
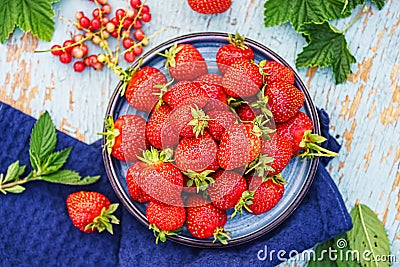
[85, 203, 120, 234]
[184, 170, 215, 192]
[97, 116, 120, 155]
[213, 227, 232, 245]
[297, 130, 339, 159]
[149, 224, 181, 244]
[231, 190, 254, 219]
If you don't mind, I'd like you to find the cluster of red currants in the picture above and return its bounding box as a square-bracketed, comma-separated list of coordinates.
[50, 0, 152, 72]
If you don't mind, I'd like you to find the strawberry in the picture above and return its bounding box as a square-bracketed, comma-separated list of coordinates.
[146, 201, 186, 244]
[174, 132, 218, 173]
[145, 104, 178, 149]
[135, 148, 183, 205]
[185, 195, 231, 244]
[159, 43, 207, 81]
[100, 114, 147, 162]
[125, 66, 168, 112]
[276, 112, 338, 158]
[196, 81, 228, 112]
[196, 73, 224, 86]
[208, 170, 247, 211]
[187, 0, 232, 14]
[217, 123, 261, 170]
[126, 163, 150, 203]
[234, 102, 262, 122]
[66, 191, 119, 234]
[216, 32, 254, 74]
[206, 110, 237, 141]
[246, 174, 286, 215]
[222, 58, 263, 98]
[259, 60, 295, 85]
[264, 80, 305, 123]
[162, 81, 208, 109]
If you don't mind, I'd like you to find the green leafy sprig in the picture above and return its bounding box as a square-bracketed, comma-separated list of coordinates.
[0, 111, 100, 194]
[264, 0, 385, 84]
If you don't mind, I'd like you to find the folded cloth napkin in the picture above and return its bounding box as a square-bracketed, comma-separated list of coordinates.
[0, 101, 352, 266]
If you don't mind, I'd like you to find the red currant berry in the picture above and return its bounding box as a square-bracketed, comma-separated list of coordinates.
[51, 45, 62, 56]
[133, 45, 143, 55]
[101, 4, 112, 14]
[141, 13, 151, 23]
[92, 62, 104, 70]
[115, 8, 126, 21]
[122, 38, 134, 49]
[73, 61, 86, 72]
[73, 34, 84, 43]
[75, 11, 84, 20]
[110, 30, 119, 38]
[81, 44, 89, 56]
[110, 17, 119, 26]
[133, 19, 142, 29]
[133, 29, 145, 41]
[102, 17, 110, 26]
[62, 40, 75, 53]
[79, 16, 91, 29]
[130, 0, 141, 9]
[71, 46, 84, 58]
[90, 18, 101, 30]
[105, 22, 115, 32]
[97, 0, 108, 5]
[123, 18, 133, 29]
[83, 57, 92, 66]
[59, 52, 72, 64]
[92, 8, 100, 18]
[88, 54, 98, 65]
[124, 51, 136, 63]
[141, 5, 150, 14]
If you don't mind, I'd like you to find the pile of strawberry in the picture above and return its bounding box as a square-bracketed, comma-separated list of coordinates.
[102, 33, 337, 244]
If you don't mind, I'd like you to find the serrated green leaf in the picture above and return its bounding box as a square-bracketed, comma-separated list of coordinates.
[347, 203, 391, 267]
[308, 239, 338, 267]
[40, 170, 100, 185]
[40, 147, 72, 175]
[0, 0, 18, 43]
[29, 111, 57, 168]
[264, 0, 350, 31]
[4, 161, 26, 183]
[4, 185, 26, 194]
[296, 21, 356, 84]
[333, 234, 361, 267]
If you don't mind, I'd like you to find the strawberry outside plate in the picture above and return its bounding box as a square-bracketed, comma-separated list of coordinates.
[102, 32, 320, 248]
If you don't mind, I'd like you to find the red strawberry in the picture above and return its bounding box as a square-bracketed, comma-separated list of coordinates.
[259, 60, 295, 85]
[185, 195, 231, 244]
[126, 163, 150, 203]
[125, 66, 168, 112]
[145, 104, 178, 149]
[247, 175, 285, 215]
[206, 110, 237, 141]
[216, 32, 254, 74]
[135, 148, 183, 205]
[222, 58, 263, 98]
[196, 73, 224, 86]
[196, 81, 228, 112]
[265, 80, 305, 123]
[187, 0, 232, 14]
[101, 114, 147, 162]
[162, 81, 208, 109]
[146, 201, 186, 244]
[159, 43, 207, 81]
[174, 132, 218, 173]
[217, 123, 261, 170]
[275, 112, 338, 158]
[235, 102, 262, 122]
[208, 170, 247, 211]
[66, 191, 119, 234]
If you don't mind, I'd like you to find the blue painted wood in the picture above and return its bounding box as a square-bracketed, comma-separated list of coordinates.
[0, 0, 399, 265]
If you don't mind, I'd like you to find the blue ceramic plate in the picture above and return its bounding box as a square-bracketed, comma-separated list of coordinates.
[102, 32, 320, 248]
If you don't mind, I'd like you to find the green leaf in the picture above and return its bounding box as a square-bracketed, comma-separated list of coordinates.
[347, 203, 391, 267]
[308, 239, 338, 267]
[0, 0, 18, 43]
[4, 161, 26, 183]
[296, 21, 356, 84]
[4, 185, 26, 194]
[40, 147, 72, 175]
[264, 0, 349, 31]
[333, 234, 361, 267]
[40, 170, 100, 185]
[371, 0, 385, 10]
[29, 111, 57, 168]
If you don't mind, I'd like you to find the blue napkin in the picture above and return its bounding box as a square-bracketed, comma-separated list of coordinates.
[0, 101, 352, 266]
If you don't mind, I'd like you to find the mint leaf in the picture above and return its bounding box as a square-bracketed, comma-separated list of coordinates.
[40, 170, 100, 185]
[308, 239, 338, 267]
[296, 21, 356, 84]
[4, 185, 26, 194]
[40, 147, 72, 175]
[347, 203, 391, 267]
[29, 111, 57, 169]
[0, 0, 58, 43]
[333, 234, 361, 267]
[264, 0, 349, 31]
[4, 161, 26, 184]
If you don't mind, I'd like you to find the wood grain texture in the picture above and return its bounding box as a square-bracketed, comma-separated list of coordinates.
[0, 0, 399, 265]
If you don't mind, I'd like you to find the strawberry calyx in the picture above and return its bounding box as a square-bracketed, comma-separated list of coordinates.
[117, 57, 144, 96]
[137, 147, 174, 165]
[157, 43, 184, 69]
[231, 190, 254, 219]
[149, 224, 182, 244]
[152, 79, 174, 111]
[264, 173, 287, 184]
[245, 154, 275, 178]
[183, 169, 215, 192]
[98, 116, 120, 155]
[213, 227, 232, 245]
[227, 32, 248, 50]
[187, 105, 212, 137]
[84, 203, 120, 234]
[298, 130, 339, 159]
[251, 85, 273, 119]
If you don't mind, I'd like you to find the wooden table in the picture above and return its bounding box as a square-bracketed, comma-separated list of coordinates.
[1, 0, 399, 265]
